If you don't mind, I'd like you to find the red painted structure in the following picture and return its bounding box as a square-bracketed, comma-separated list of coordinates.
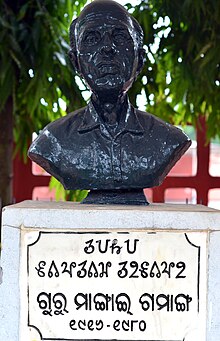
[151, 117, 220, 205]
[13, 117, 220, 206]
[13, 155, 50, 203]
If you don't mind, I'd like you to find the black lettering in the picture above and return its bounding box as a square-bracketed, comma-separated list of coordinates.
[122, 320, 129, 331]
[88, 320, 94, 331]
[94, 293, 112, 311]
[96, 320, 104, 330]
[161, 261, 175, 278]
[156, 294, 171, 311]
[69, 319, 77, 330]
[88, 261, 99, 278]
[99, 261, 112, 277]
[78, 319, 86, 330]
[139, 293, 154, 311]
[48, 260, 59, 278]
[53, 293, 68, 315]
[150, 261, 161, 278]
[124, 239, 139, 254]
[175, 294, 192, 311]
[176, 262, 186, 278]
[35, 261, 46, 277]
[74, 293, 91, 311]
[84, 239, 95, 254]
[37, 292, 52, 316]
[130, 320, 138, 331]
[139, 320, 147, 331]
[110, 239, 122, 254]
[96, 239, 110, 253]
[113, 320, 120, 331]
[129, 261, 139, 278]
[118, 261, 128, 278]
[69, 319, 104, 331]
[139, 261, 149, 278]
[115, 293, 132, 315]
[77, 260, 87, 278]
[61, 261, 76, 278]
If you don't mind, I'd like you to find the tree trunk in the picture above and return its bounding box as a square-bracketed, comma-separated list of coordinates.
[0, 98, 13, 208]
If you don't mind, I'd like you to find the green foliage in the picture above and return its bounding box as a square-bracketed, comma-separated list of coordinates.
[127, 0, 220, 139]
[0, 0, 87, 160]
[0, 0, 89, 201]
[49, 177, 88, 202]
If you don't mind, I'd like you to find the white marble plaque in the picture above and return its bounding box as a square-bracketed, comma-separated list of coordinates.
[20, 230, 207, 341]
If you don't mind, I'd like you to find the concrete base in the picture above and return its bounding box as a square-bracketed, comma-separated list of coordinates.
[0, 201, 220, 341]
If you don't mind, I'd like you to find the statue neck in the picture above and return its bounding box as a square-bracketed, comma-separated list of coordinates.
[91, 92, 128, 126]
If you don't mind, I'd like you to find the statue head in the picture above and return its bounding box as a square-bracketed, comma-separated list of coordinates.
[69, 0, 145, 99]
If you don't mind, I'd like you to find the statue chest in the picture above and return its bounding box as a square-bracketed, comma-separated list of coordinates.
[56, 129, 172, 190]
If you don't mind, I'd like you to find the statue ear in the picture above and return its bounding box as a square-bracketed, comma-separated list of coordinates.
[136, 48, 146, 74]
[68, 49, 80, 73]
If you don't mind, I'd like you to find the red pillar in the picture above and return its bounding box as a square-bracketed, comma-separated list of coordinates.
[195, 117, 210, 205]
[13, 154, 50, 203]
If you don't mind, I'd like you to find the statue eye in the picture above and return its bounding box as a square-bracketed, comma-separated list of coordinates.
[83, 31, 101, 45]
[112, 29, 131, 44]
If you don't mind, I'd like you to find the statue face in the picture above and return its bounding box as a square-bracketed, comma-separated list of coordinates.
[76, 14, 138, 95]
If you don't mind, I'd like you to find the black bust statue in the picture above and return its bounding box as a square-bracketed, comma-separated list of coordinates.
[28, 0, 191, 204]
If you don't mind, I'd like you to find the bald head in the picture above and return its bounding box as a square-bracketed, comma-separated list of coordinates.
[70, 0, 144, 52]
[78, 0, 129, 22]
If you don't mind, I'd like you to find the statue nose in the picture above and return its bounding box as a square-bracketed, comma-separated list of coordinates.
[100, 33, 116, 55]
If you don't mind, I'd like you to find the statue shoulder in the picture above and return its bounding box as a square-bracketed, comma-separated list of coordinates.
[135, 109, 191, 145]
[28, 106, 87, 177]
[44, 106, 87, 135]
[31, 106, 86, 146]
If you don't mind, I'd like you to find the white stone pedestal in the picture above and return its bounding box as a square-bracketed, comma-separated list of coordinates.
[0, 201, 220, 341]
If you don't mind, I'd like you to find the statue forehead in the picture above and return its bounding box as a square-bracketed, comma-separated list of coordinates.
[77, 15, 131, 34]
[77, 0, 133, 31]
